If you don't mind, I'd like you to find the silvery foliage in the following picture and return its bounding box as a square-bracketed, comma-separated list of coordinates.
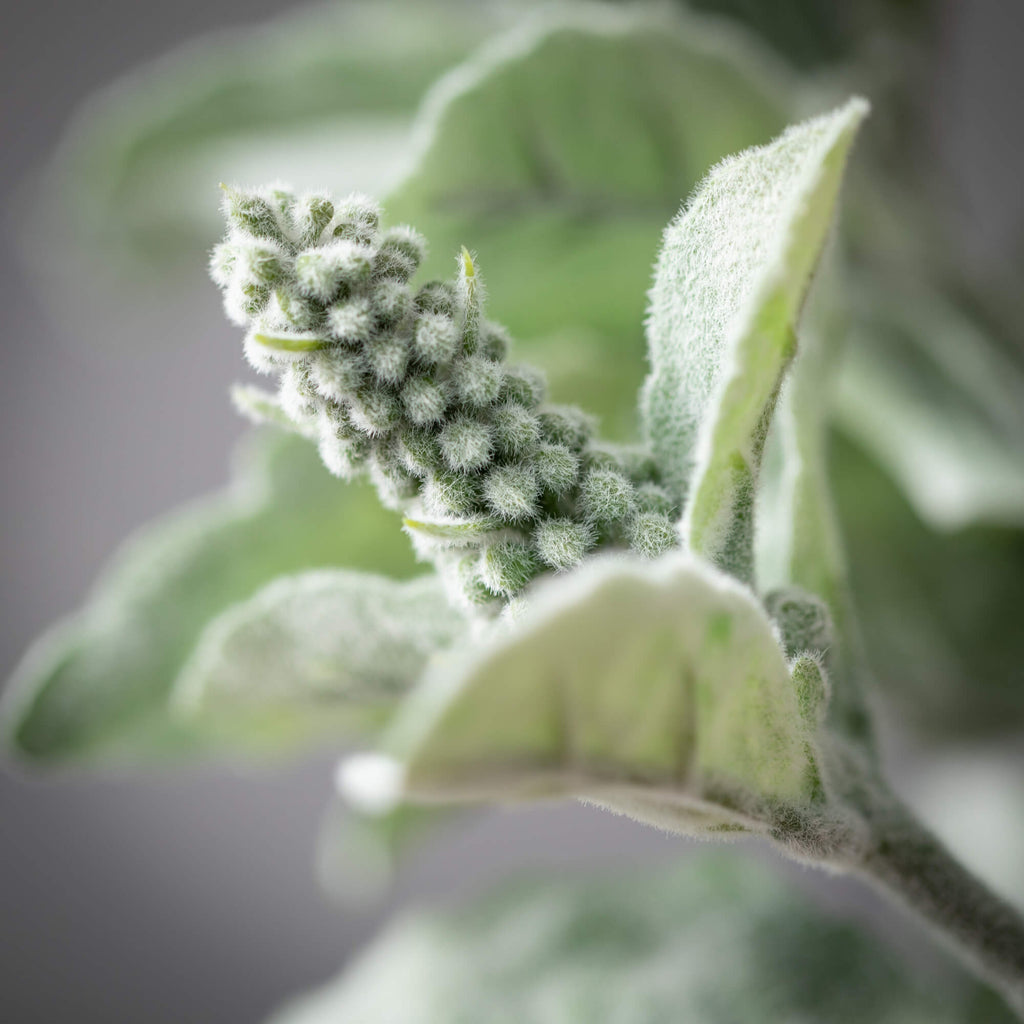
[211, 186, 678, 614]
[212, 100, 1024, 1017]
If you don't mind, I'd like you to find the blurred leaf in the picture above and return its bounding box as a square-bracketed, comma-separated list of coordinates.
[833, 433, 1024, 739]
[342, 553, 819, 834]
[175, 571, 465, 754]
[268, 851, 1011, 1024]
[643, 99, 867, 579]
[2, 432, 417, 764]
[38, 1, 519, 278]
[386, 5, 792, 434]
[835, 282, 1024, 531]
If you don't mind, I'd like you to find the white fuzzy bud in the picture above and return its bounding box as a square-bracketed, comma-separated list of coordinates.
[401, 376, 448, 427]
[483, 464, 539, 521]
[478, 541, 540, 597]
[438, 416, 493, 473]
[413, 312, 459, 365]
[626, 512, 678, 559]
[452, 355, 503, 408]
[325, 297, 374, 343]
[534, 518, 594, 570]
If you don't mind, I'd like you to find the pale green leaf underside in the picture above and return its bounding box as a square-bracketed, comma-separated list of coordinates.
[269, 852, 1007, 1024]
[175, 571, 466, 753]
[2, 432, 417, 764]
[642, 98, 867, 578]
[836, 283, 1024, 531]
[386, 5, 791, 434]
[344, 554, 818, 834]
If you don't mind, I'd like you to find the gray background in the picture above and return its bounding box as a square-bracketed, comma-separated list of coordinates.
[1, 2, 1022, 1022]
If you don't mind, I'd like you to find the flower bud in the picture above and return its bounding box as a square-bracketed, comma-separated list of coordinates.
[438, 416, 493, 473]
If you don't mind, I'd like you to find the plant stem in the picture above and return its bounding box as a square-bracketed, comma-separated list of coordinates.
[851, 798, 1024, 1018]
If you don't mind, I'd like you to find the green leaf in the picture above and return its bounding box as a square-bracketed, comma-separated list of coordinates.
[268, 851, 1011, 1024]
[175, 571, 465, 754]
[642, 98, 867, 581]
[386, 5, 791, 434]
[2, 431, 417, 764]
[835, 282, 1024, 531]
[834, 432, 1024, 739]
[38, 1, 512, 278]
[341, 553, 820, 836]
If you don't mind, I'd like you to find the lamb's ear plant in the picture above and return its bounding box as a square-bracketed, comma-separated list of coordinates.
[6, 10, 1024, 1020]
[173, 97, 1024, 1016]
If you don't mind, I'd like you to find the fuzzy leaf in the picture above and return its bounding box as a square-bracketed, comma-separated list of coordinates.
[269, 852, 1010, 1024]
[36, 1, 512, 277]
[386, 5, 791, 434]
[642, 99, 867, 580]
[2, 432, 417, 764]
[835, 283, 1024, 531]
[341, 553, 819, 835]
[175, 571, 465, 754]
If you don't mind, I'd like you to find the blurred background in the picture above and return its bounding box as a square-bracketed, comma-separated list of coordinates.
[2, 1, 1023, 1021]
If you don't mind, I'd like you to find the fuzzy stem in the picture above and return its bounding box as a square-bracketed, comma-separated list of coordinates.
[851, 798, 1024, 1018]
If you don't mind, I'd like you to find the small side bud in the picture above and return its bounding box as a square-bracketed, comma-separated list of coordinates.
[326, 297, 374, 343]
[414, 280, 457, 318]
[492, 402, 541, 460]
[457, 247, 484, 354]
[293, 192, 334, 247]
[452, 355, 503, 408]
[534, 518, 594, 571]
[310, 348, 367, 402]
[636, 482, 677, 517]
[539, 405, 596, 451]
[499, 365, 547, 408]
[365, 333, 410, 385]
[533, 442, 579, 496]
[478, 541, 541, 597]
[349, 385, 401, 437]
[580, 468, 637, 528]
[789, 653, 830, 725]
[438, 416, 493, 473]
[396, 427, 443, 478]
[423, 471, 481, 518]
[401, 376, 448, 427]
[221, 185, 286, 242]
[483, 464, 540, 521]
[764, 587, 834, 658]
[413, 312, 458, 365]
[626, 512, 678, 559]
[479, 321, 511, 362]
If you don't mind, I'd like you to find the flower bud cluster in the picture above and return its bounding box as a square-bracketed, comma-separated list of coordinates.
[212, 186, 679, 611]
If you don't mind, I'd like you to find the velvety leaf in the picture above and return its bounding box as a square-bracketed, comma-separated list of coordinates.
[833, 433, 1024, 739]
[36, 1, 515, 277]
[268, 851, 1010, 1024]
[341, 553, 819, 836]
[835, 282, 1024, 531]
[642, 99, 867, 581]
[386, 5, 791, 434]
[175, 571, 465, 753]
[2, 432, 417, 764]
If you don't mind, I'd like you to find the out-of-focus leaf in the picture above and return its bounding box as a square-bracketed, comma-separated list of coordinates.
[833, 433, 1024, 738]
[37, 1, 520, 277]
[386, 5, 792, 434]
[175, 571, 465, 753]
[341, 553, 819, 836]
[268, 851, 1011, 1024]
[643, 99, 867, 580]
[835, 283, 1024, 531]
[2, 432, 417, 764]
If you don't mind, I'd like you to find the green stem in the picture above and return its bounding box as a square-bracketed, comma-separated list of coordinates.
[851, 798, 1024, 1018]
